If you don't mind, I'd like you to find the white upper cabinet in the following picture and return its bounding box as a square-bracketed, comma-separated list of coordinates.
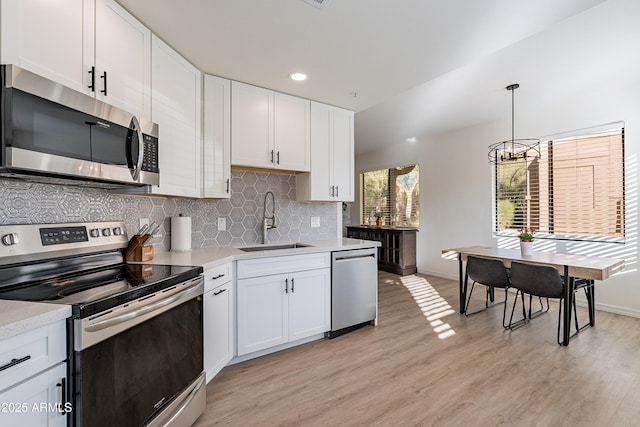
[273, 92, 310, 171]
[0, 0, 93, 94]
[297, 102, 354, 202]
[231, 81, 310, 172]
[203, 75, 231, 198]
[1, 0, 151, 118]
[149, 35, 202, 198]
[94, 0, 151, 118]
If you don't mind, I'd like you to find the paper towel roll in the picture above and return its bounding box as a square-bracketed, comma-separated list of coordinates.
[171, 216, 192, 251]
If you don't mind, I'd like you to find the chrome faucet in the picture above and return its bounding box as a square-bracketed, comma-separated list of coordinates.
[262, 191, 277, 243]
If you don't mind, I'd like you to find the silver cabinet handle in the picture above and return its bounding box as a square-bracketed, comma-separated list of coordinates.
[285, 278, 289, 293]
[335, 185, 339, 197]
[270, 150, 274, 163]
[226, 178, 230, 193]
[276, 151, 280, 164]
[291, 277, 295, 293]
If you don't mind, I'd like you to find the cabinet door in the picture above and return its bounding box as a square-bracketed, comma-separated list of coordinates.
[274, 93, 310, 172]
[0, 0, 94, 95]
[0, 362, 67, 427]
[237, 274, 288, 356]
[308, 102, 333, 200]
[331, 106, 355, 201]
[289, 268, 331, 341]
[149, 35, 201, 197]
[231, 81, 274, 169]
[204, 282, 233, 383]
[94, 0, 151, 118]
[203, 75, 231, 198]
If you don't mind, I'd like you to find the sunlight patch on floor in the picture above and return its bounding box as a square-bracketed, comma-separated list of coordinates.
[400, 275, 456, 339]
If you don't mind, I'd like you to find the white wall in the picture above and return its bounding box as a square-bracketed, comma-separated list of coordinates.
[354, 81, 640, 317]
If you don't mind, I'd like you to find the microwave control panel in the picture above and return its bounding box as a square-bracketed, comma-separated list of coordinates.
[142, 134, 159, 173]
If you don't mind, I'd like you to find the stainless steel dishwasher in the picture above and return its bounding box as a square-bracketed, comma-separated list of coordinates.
[327, 247, 378, 338]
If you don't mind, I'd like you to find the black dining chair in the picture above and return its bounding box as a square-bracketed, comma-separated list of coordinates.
[463, 256, 511, 327]
[508, 261, 587, 344]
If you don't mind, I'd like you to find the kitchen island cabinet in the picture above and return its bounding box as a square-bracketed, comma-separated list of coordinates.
[346, 226, 417, 275]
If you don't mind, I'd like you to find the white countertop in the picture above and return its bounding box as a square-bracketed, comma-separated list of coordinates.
[151, 238, 380, 269]
[0, 300, 71, 341]
[0, 238, 378, 340]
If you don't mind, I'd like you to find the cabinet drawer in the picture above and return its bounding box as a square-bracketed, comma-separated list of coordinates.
[203, 263, 232, 293]
[0, 320, 66, 393]
[237, 252, 330, 279]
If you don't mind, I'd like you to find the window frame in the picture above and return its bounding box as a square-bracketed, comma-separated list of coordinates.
[492, 124, 625, 244]
[360, 163, 420, 228]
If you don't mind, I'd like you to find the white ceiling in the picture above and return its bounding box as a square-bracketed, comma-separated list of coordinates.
[117, 0, 640, 155]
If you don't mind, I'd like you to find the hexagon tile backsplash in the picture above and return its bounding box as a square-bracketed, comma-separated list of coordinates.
[0, 170, 338, 252]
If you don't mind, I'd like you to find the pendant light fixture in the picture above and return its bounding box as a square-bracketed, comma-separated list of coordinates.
[488, 84, 540, 164]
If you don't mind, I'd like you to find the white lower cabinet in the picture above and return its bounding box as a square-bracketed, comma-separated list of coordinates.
[203, 263, 234, 383]
[0, 320, 68, 427]
[0, 362, 67, 427]
[236, 253, 330, 356]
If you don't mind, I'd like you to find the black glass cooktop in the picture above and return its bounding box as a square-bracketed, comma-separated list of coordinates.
[0, 253, 202, 318]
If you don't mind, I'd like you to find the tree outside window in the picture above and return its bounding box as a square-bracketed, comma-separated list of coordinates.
[361, 164, 419, 227]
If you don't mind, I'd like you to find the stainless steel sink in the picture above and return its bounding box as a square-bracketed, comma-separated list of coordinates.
[238, 243, 311, 252]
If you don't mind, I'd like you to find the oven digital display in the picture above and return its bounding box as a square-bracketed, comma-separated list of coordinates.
[40, 226, 89, 246]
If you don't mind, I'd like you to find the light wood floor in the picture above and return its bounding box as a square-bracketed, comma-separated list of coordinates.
[194, 272, 640, 426]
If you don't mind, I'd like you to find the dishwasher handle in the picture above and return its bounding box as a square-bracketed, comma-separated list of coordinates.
[334, 254, 375, 262]
[332, 248, 377, 263]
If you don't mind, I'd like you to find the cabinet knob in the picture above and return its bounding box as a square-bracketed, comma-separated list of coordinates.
[1, 232, 19, 246]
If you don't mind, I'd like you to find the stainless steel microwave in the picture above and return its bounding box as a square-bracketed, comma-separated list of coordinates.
[0, 64, 159, 188]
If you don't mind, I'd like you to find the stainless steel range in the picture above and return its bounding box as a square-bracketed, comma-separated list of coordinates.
[0, 221, 205, 427]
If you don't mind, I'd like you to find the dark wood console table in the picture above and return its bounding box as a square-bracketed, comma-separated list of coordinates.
[346, 226, 417, 276]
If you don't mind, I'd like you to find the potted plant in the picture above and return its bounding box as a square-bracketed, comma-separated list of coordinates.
[518, 227, 535, 256]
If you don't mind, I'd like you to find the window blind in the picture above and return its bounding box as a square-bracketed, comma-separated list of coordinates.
[495, 127, 624, 242]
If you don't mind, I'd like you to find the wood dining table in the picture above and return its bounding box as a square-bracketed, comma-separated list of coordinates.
[442, 246, 625, 345]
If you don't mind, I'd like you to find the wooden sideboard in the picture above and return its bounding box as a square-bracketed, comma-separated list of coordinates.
[346, 226, 417, 276]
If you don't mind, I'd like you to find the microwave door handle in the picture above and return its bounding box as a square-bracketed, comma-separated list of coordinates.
[129, 116, 144, 181]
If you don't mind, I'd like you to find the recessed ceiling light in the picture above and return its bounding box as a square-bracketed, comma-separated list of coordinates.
[289, 72, 307, 81]
[406, 137, 417, 143]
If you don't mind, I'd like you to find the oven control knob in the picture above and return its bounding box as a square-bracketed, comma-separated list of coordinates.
[113, 227, 123, 236]
[101, 228, 112, 237]
[89, 228, 100, 238]
[1, 233, 19, 246]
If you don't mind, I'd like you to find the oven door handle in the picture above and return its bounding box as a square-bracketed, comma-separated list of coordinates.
[84, 277, 203, 334]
